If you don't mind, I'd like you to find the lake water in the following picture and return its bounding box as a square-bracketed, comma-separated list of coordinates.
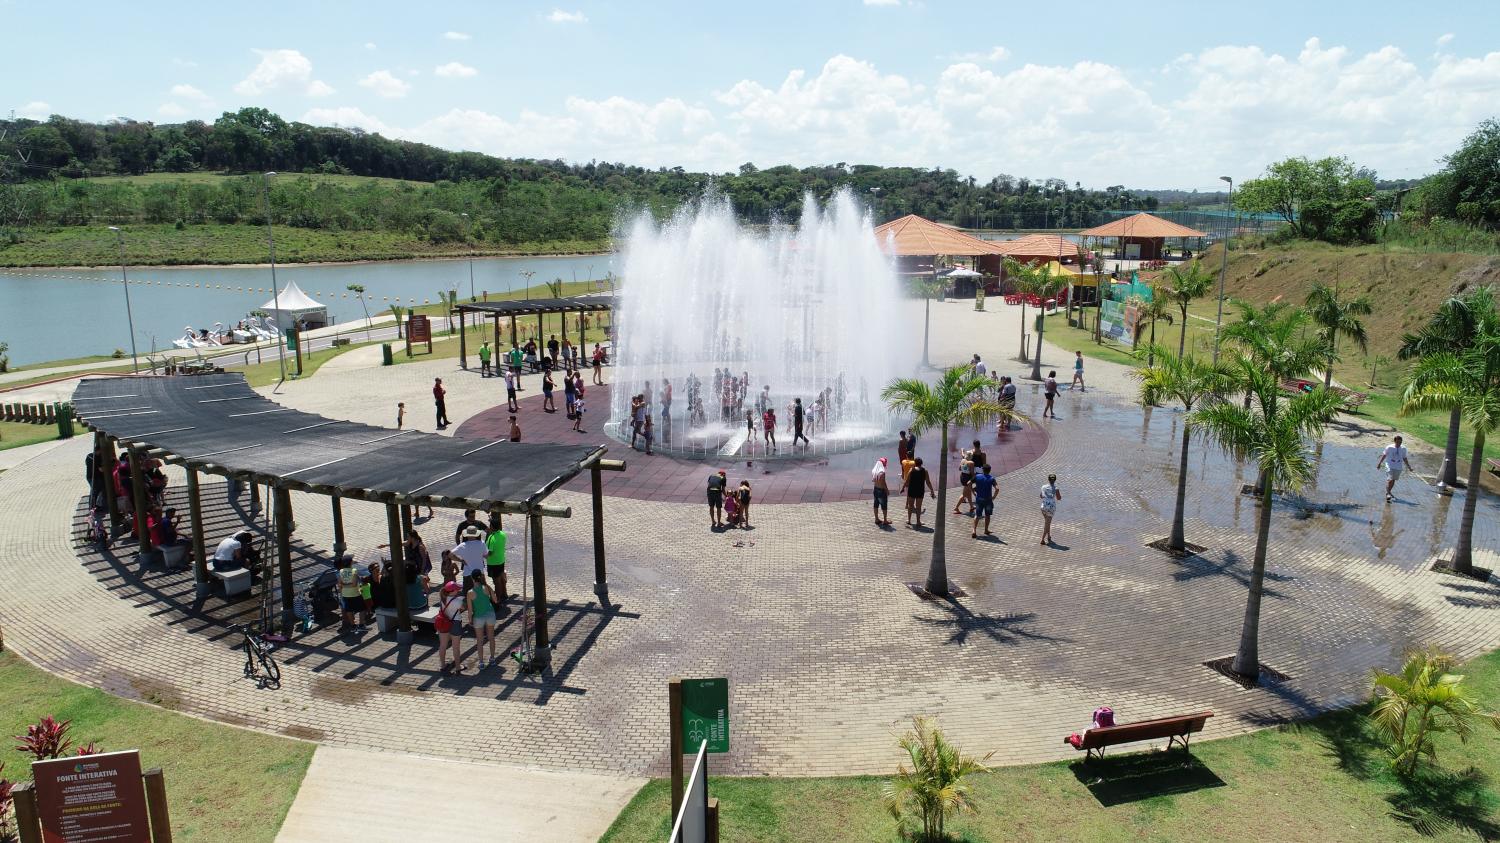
[0, 254, 615, 367]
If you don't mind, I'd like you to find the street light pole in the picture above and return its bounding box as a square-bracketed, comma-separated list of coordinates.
[261, 172, 287, 382]
[461, 213, 475, 300]
[1212, 175, 1233, 366]
[520, 270, 535, 302]
[107, 227, 139, 373]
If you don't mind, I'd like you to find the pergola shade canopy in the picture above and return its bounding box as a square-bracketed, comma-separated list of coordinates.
[455, 295, 613, 318]
[73, 374, 605, 513]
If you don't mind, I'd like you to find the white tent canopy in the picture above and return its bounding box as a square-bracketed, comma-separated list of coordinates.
[261, 280, 328, 328]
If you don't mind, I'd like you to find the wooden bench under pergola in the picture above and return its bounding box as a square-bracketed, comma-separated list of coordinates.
[72, 372, 625, 669]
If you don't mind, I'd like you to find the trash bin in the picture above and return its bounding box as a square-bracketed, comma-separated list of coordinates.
[382, 343, 393, 366]
[55, 402, 75, 439]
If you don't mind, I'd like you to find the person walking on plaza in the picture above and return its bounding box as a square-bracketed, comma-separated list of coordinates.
[793, 397, 810, 446]
[1071, 351, 1086, 391]
[1377, 434, 1413, 503]
[504, 367, 519, 412]
[573, 394, 586, 431]
[973, 353, 987, 377]
[436, 581, 466, 674]
[1040, 473, 1061, 546]
[542, 369, 556, 413]
[396, 402, 405, 429]
[508, 415, 522, 442]
[736, 480, 753, 529]
[509, 344, 525, 389]
[872, 457, 891, 526]
[972, 463, 997, 538]
[900, 456, 936, 528]
[485, 513, 509, 602]
[478, 341, 492, 377]
[1042, 371, 1058, 418]
[466, 570, 499, 668]
[954, 445, 975, 515]
[564, 367, 577, 417]
[643, 413, 655, 455]
[762, 407, 777, 450]
[337, 555, 363, 633]
[592, 343, 605, 384]
[433, 378, 450, 429]
[707, 470, 727, 528]
[548, 334, 560, 366]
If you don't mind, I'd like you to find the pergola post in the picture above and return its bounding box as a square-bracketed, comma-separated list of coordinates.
[536, 312, 545, 355]
[577, 308, 585, 352]
[510, 314, 518, 348]
[493, 315, 500, 351]
[186, 467, 210, 597]
[97, 433, 122, 537]
[591, 464, 607, 596]
[529, 510, 551, 668]
[250, 482, 261, 515]
[400, 503, 413, 539]
[458, 308, 468, 369]
[387, 502, 411, 643]
[330, 493, 346, 559]
[127, 448, 152, 560]
[274, 486, 294, 636]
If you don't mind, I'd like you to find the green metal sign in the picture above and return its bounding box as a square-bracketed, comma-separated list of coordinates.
[681, 678, 729, 753]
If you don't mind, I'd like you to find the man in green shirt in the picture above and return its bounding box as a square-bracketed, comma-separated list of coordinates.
[508, 345, 525, 390]
[478, 341, 492, 377]
[485, 514, 509, 604]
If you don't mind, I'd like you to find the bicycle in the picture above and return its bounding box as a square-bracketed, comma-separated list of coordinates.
[239, 624, 281, 688]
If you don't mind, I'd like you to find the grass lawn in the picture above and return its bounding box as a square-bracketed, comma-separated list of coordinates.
[0, 650, 313, 842]
[0, 420, 61, 451]
[602, 651, 1500, 843]
[0, 223, 608, 268]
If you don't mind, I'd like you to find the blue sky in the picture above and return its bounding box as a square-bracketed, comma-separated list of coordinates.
[6, 0, 1499, 188]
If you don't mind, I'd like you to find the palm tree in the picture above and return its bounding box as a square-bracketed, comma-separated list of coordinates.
[1399, 291, 1489, 489]
[1371, 649, 1500, 776]
[1026, 263, 1067, 381]
[1305, 280, 1373, 388]
[346, 283, 371, 342]
[1159, 260, 1216, 357]
[883, 715, 994, 842]
[1134, 345, 1231, 552]
[883, 365, 1018, 597]
[1190, 359, 1346, 680]
[1220, 300, 1324, 411]
[1400, 287, 1500, 577]
[1004, 258, 1037, 364]
[1131, 287, 1174, 367]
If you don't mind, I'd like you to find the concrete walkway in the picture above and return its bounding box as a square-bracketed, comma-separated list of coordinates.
[276, 746, 643, 843]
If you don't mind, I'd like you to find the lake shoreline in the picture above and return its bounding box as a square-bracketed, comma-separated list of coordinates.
[1, 250, 615, 272]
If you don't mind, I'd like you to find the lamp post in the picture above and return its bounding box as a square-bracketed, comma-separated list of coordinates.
[520, 269, 534, 301]
[260, 172, 288, 383]
[106, 227, 139, 373]
[461, 212, 475, 301]
[1212, 175, 1233, 366]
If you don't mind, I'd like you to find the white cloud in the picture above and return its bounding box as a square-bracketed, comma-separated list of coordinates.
[364, 42, 377, 51]
[948, 46, 1009, 63]
[358, 69, 411, 98]
[301, 106, 395, 136]
[171, 57, 198, 68]
[18, 101, 51, 119]
[158, 102, 189, 118]
[443, 31, 471, 40]
[864, 0, 901, 6]
[1436, 33, 1454, 47]
[547, 9, 587, 23]
[292, 42, 1500, 186]
[434, 62, 478, 78]
[170, 84, 213, 105]
[234, 49, 335, 97]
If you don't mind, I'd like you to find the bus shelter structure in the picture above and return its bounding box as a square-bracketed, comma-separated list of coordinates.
[72, 373, 624, 669]
[453, 296, 613, 370]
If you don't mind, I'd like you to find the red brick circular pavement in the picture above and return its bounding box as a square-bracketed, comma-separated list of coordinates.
[453, 382, 1048, 504]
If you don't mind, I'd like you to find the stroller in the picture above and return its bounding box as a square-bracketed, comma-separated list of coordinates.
[295, 569, 342, 631]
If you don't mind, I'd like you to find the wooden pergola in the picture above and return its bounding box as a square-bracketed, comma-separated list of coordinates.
[72, 373, 625, 669]
[453, 296, 614, 371]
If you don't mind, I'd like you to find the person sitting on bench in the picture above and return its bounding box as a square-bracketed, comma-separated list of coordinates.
[213, 530, 255, 572]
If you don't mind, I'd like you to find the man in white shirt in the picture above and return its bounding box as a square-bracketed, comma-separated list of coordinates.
[1377, 435, 1413, 502]
[451, 526, 489, 581]
[213, 531, 253, 571]
[972, 354, 987, 377]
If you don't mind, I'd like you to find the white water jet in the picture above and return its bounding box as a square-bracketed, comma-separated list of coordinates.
[608, 188, 902, 458]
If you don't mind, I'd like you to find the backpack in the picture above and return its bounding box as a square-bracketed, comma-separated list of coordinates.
[1092, 706, 1115, 729]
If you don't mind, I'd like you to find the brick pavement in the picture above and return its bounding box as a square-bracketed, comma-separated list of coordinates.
[0, 298, 1497, 782]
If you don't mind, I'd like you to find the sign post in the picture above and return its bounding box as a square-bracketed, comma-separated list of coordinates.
[406, 315, 433, 357]
[669, 677, 728, 815]
[27, 749, 164, 843]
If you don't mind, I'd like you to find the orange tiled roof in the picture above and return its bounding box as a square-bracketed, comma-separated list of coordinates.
[992, 234, 1081, 259]
[1078, 212, 1207, 239]
[872, 214, 1009, 256]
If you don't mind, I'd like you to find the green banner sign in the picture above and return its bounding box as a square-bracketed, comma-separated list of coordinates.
[681, 678, 729, 753]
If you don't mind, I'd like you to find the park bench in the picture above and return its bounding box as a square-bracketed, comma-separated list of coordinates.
[374, 604, 440, 634]
[210, 567, 253, 597]
[1280, 379, 1367, 410]
[1064, 711, 1213, 762]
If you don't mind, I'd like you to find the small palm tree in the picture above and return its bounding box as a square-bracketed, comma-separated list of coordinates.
[883, 365, 1019, 597]
[1399, 291, 1489, 488]
[346, 284, 371, 342]
[1371, 650, 1500, 777]
[1004, 258, 1037, 364]
[1159, 260, 1216, 358]
[1027, 263, 1067, 381]
[1190, 360, 1346, 680]
[1220, 300, 1324, 417]
[390, 304, 407, 339]
[1134, 345, 1231, 552]
[883, 715, 993, 842]
[1305, 280, 1373, 388]
[1400, 287, 1500, 576]
[1132, 287, 1174, 367]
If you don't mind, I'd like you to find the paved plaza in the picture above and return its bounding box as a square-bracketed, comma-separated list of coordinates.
[1, 298, 1498, 786]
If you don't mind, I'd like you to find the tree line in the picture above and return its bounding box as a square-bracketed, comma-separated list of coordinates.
[0, 107, 1161, 244]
